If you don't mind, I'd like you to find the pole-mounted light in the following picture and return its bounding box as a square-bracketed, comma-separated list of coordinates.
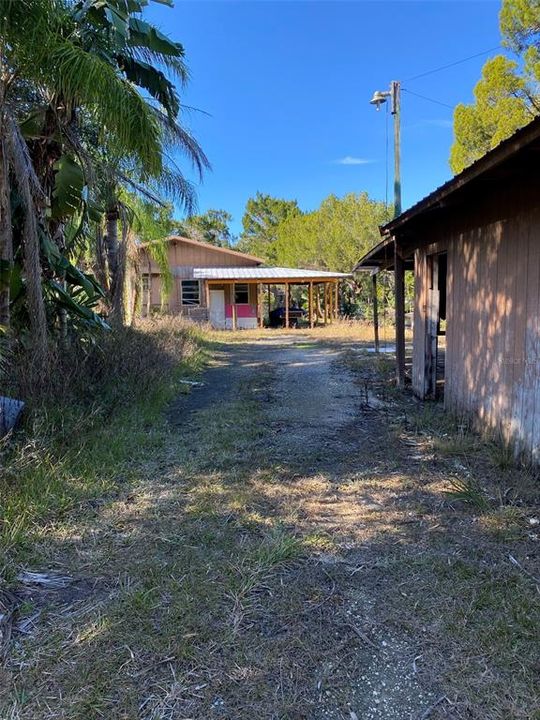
[369, 89, 390, 111]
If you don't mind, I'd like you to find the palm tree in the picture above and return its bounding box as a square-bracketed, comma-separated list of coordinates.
[97, 114, 209, 326]
[0, 0, 208, 352]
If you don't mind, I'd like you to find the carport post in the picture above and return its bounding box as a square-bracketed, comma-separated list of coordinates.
[372, 272, 380, 354]
[324, 283, 328, 325]
[257, 283, 263, 327]
[285, 283, 290, 329]
[394, 240, 406, 387]
[232, 282, 237, 331]
[204, 281, 210, 315]
[309, 281, 314, 329]
[334, 281, 339, 319]
[267, 284, 271, 323]
[326, 283, 334, 325]
[327, 283, 332, 323]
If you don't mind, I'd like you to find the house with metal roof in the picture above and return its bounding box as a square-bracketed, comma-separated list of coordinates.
[354, 115, 540, 461]
[140, 235, 348, 329]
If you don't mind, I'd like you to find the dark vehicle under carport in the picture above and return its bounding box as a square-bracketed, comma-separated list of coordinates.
[268, 306, 306, 328]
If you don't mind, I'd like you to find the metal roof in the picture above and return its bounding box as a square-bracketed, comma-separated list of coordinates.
[193, 266, 349, 280]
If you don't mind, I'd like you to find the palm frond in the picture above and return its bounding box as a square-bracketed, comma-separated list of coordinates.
[116, 172, 167, 206]
[45, 40, 163, 174]
[151, 106, 211, 179]
[5, 116, 48, 358]
[147, 165, 197, 215]
[4, 114, 45, 207]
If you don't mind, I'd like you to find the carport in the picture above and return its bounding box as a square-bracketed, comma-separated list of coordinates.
[193, 267, 350, 330]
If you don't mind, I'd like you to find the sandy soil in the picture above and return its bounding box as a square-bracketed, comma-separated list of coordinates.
[180, 336, 444, 719]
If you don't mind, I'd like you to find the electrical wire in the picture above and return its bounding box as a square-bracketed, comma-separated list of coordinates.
[404, 45, 502, 83]
[402, 88, 454, 110]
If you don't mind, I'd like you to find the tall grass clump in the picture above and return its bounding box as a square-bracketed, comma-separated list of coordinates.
[0, 317, 206, 566]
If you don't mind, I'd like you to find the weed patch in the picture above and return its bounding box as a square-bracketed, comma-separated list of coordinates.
[0, 317, 207, 571]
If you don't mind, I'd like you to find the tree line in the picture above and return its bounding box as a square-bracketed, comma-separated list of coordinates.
[179, 191, 389, 272]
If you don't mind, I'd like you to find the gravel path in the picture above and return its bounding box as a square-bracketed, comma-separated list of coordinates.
[8, 333, 535, 720]
[169, 335, 446, 719]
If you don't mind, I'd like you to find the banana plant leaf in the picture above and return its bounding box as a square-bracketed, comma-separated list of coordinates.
[117, 56, 179, 117]
[40, 233, 106, 300]
[128, 17, 183, 56]
[51, 155, 85, 220]
[47, 280, 110, 330]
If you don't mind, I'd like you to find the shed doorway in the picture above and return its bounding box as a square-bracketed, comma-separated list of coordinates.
[209, 289, 226, 328]
[425, 252, 447, 398]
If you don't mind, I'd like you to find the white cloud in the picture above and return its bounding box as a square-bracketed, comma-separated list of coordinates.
[335, 156, 373, 166]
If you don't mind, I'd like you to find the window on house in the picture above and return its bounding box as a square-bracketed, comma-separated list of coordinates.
[234, 284, 249, 304]
[181, 280, 200, 306]
[142, 275, 150, 292]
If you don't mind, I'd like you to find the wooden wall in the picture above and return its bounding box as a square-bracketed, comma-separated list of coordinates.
[412, 185, 540, 460]
[140, 238, 261, 317]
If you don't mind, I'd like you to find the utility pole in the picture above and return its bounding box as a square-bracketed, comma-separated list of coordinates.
[390, 80, 401, 218]
[370, 80, 405, 387]
[370, 80, 401, 218]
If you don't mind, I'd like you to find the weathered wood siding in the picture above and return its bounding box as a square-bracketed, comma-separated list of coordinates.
[140, 238, 261, 317]
[412, 186, 540, 459]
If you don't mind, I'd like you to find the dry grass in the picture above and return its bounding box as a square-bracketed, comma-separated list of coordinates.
[0, 329, 538, 720]
[0, 317, 207, 574]
[207, 319, 410, 347]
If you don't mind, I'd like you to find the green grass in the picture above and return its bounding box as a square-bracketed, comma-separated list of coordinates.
[0, 320, 208, 573]
[2, 329, 539, 720]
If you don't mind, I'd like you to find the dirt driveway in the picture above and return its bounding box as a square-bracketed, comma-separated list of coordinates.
[3, 332, 539, 720]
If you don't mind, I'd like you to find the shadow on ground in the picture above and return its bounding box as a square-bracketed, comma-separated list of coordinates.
[2, 334, 539, 720]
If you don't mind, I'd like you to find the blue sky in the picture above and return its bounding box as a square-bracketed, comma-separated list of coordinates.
[146, 0, 503, 236]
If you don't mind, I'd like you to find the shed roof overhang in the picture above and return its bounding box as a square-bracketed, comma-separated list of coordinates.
[354, 115, 540, 273]
[353, 238, 414, 273]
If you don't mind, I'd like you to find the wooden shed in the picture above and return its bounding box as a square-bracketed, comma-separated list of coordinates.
[355, 116, 540, 460]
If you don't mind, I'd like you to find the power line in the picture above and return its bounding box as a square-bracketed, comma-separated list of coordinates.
[402, 88, 454, 110]
[404, 45, 502, 83]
